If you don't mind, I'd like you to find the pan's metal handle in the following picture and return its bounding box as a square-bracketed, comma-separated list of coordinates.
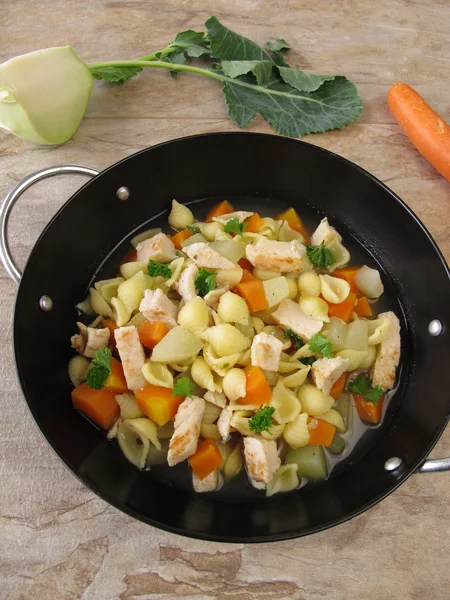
[418, 457, 450, 473]
[0, 165, 99, 284]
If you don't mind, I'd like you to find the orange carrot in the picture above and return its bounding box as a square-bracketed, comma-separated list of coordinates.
[135, 385, 184, 426]
[276, 207, 310, 243]
[72, 383, 119, 429]
[138, 320, 169, 349]
[103, 358, 129, 393]
[308, 417, 336, 446]
[206, 200, 234, 222]
[189, 438, 223, 479]
[102, 318, 118, 347]
[245, 213, 265, 233]
[235, 279, 268, 312]
[171, 230, 193, 250]
[332, 267, 361, 294]
[354, 393, 385, 424]
[387, 83, 450, 182]
[327, 292, 357, 324]
[239, 365, 272, 406]
[120, 248, 137, 265]
[238, 257, 254, 272]
[330, 373, 347, 400]
[355, 296, 372, 318]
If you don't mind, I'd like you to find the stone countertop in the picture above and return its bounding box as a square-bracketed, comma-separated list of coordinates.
[1, 1, 449, 599]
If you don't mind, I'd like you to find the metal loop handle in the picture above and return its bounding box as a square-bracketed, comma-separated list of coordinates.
[0, 165, 99, 285]
[418, 457, 450, 473]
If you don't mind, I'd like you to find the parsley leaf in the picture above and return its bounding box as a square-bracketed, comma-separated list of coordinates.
[173, 377, 195, 397]
[308, 334, 333, 358]
[348, 375, 384, 405]
[195, 268, 216, 297]
[86, 347, 112, 390]
[284, 329, 304, 350]
[249, 406, 276, 434]
[187, 225, 200, 234]
[306, 241, 335, 269]
[300, 356, 316, 367]
[224, 218, 247, 237]
[148, 260, 172, 278]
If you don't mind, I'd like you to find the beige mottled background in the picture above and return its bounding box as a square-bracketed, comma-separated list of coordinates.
[1, 1, 449, 599]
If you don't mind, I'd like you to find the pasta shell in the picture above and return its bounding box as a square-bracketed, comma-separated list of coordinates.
[345, 319, 369, 351]
[358, 345, 377, 370]
[336, 349, 367, 371]
[166, 257, 185, 288]
[115, 393, 144, 420]
[200, 423, 222, 441]
[230, 412, 253, 436]
[202, 402, 222, 424]
[203, 344, 241, 376]
[90, 287, 113, 318]
[223, 444, 243, 481]
[266, 464, 299, 496]
[317, 409, 346, 433]
[124, 417, 161, 451]
[277, 220, 304, 243]
[168, 199, 194, 230]
[191, 356, 217, 392]
[298, 384, 334, 416]
[299, 294, 330, 323]
[261, 422, 285, 440]
[367, 317, 390, 345]
[201, 324, 251, 357]
[298, 271, 321, 297]
[117, 270, 147, 313]
[142, 361, 173, 388]
[95, 277, 125, 303]
[217, 291, 250, 325]
[223, 368, 246, 402]
[177, 297, 209, 335]
[280, 366, 310, 389]
[270, 382, 302, 424]
[253, 268, 280, 281]
[198, 221, 224, 241]
[236, 348, 251, 367]
[117, 421, 149, 469]
[285, 275, 299, 301]
[283, 413, 310, 449]
[251, 316, 265, 334]
[215, 268, 243, 289]
[130, 227, 161, 248]
[111, 297, 131, 326]
[319, 274, 351, 304]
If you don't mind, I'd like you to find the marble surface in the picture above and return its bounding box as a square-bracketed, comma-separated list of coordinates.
[1, 1, 449, 598]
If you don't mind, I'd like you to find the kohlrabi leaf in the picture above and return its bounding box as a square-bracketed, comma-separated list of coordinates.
[266, 39, 291, 52]
[221, 60, 273, 85]
[170, 29, 211, 57]
[161, 50, 186, 80]
[206, 16, 272, 61]
[91, 65, 142, 83]
[277, 66, 335, 93]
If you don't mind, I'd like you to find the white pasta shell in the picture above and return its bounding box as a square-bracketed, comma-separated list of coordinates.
[298, 271, 321, 297]
[201, 324, 251, 357]
[230, 412, 252, 436]
[90, 286, 113, 318]
[281, 366, 310, 389]
[191, 356, 217, 392]
[130, 227, 161, 248]
[168, 199, 194, 230]
[202, 402, 222, 424]
[253, 268, 280, 281]
[223, 368, 247, 402]
[223, 444, 243, 481]
[177, 296, 209, 335]
[111, 297, 131, 326]
[198, 221, 224, 241]
[317, 409, 346, 433]
[283, 413, 310, 449]
[166, 257, 185, 288]
[117, 270, 147, 314]
[115, 393, 144, 420]
[270, 382, 301, 424]
[266, 464, 299, 496]
[319, 274, 351, 304]
[124, 417, 161, 451]
[217, 291, 250, 325]
[142, 361, 173, 389]
[285, 275, 299, 300]
[203, 344, 241, 376]
[299, 294, 330, 323]
[251, 316, 265, 334]
[358, 345, 377, 370]
[298, 384, 334, 416]
[200, 423, 222, 441]
[261, 422, 285, 440]
[215, 268, 243, 289]
[367, 317, 390, 345]
[95, 277, 125, 303]
[336, 349, 367, 371]
[119, 261, 148, 280]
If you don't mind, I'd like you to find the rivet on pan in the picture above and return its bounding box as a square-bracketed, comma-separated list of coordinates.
[39, 295, 53, 311]
[384, 457, 402, 472]
[116, 186, 130, 201]
[428, 319, 443, 336]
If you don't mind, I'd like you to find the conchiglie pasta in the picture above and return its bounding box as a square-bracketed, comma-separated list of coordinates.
[168, 199, 194, 230]
[200, 423, 222, 441]
[299, 294, 330, 322]
[191, 356, 217, 392]
[266, 464, 299, 496]
[90, 287, 113, 318]
[166, 257, 185, 288]
[298, 384, 334, 416]
[252, 268, 279, 281]
[95, 277, 125, 303]
[111, 297, 131, 326]
[259, 217, 282, 239]
[217, 291, 250, 325]
[345, 319, 369, 351]
[285, 275, 299, 300]
[177, 297, 209, 335]
[283, 412, 310, 449]
[298, 271, 321, 297]
[270, 382, 302, 424]
[230, 411, 252, 436]
[368, 317, 390, 345]
[317, 409, 346, 433]
[325, 237, 350, 271]
[261, 422, 285, 440]
[115, 393, 144, 420]
[236, 348, 252, 367]
[223, 368, 246, 402]
[202, 324, 251, 357]
[203, 343, 242, 376]
[277, 220, 304, 243]
[198, 221, 224, 241]
[336, 349, 367, 371]
[281, 366, 310, 388]
[120, 260, 148, 280]
[127, 311, 146, 328]
[142, 361, 173, 388]
[251, 316, 265, 334]
[117, 270, 147, 313]
[358, 345, 377, 370]
[223, 444, 243, 481]
[215, 268, 243, 289]
[124, 417, 161, 451]
[202, 401, 222, 424]
[319, 274, 351, 304]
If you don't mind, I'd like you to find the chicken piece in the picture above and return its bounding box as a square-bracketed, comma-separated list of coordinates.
[246, 239, 305, 273]
[310, 217, 341, 246]
[184, 242, 235, 270]
[177, 263, 199, 302]
[217, 408, 232, 442]
[243, 436, 281, 490]
[212, 210, 254, 224]
[114, 326, 147, 391]
[71, 322, 110, 358]
[371, 311, 401, 391]
[193, 469, 220, 493]
[168, 396, 205, 466]
[136, 232, 176, 263]
[204, 390, 227, 408]
[311, 356, 351, 395]
[251, 332, 283, 371]
[139, 288, 178, 328]
[272, 299, 323, 341]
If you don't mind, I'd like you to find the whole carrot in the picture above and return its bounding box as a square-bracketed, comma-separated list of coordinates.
[387, 83, 450, 182]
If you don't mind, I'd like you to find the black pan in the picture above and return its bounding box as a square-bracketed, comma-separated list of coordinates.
[2, 132, 449, 542]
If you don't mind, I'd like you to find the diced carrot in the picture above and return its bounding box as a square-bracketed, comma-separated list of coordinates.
[138, 320, 169, 349]
[307, 417, 336, 447]
[330, 373, 347, 400]
[120, 248, 138, 265]
[332, 267, 361, 294]
[235, 279, 268, 312]
[239, 365, 272, 406]
[245, 213, 265, 233]
[102, 318, 118, 342]
[276, 207, 310, 243]
[103, 358, 129, 393]
[205, 200, 234, 222]
[189, 438, 223, 479]
[238, 257, 254, 272]
[354, 393, 385, 424]
[327, 292, 357, 324]
[72, 383, 119, 429]
[171, 229, 193, 250]
[240, 268, 255, 282]
[355, 296, 373, 318]
[135, 384, 184, 426]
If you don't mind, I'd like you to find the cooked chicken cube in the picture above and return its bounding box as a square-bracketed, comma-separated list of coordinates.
[243, 436, 281, 490]
[114, 326, 147, 391]
[177, 263, 199, 302]
[217, 408, 232, 442]
[71, 322, 110, 358]
[371, 311, 401, 391]
[139, 288, 178, 328]
[246, 239, 305, 272]
[272, 299, 323, 341]
[204, 390, 227, 408]
[311, 356, 351, 395]
[212, 210, 254, 224]
[168, 396, 205, 466]
[184, 242, 235, 270]
[251, 332, 283, 371]
[136, 232, 176, 263]
[193, 469, 220, 492]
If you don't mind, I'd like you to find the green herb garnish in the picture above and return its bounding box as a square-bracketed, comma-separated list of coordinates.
[187, 225, 200, 234]
[86, 347, 112, 390]
[348, 375, 383, 405]
[249, 406, 276, 434]
[195, 268, 216, 297]
[173, 377, 195, 397]
[300, 357, 316, 367]
[308, 334, 333, 358]
[148, 260, 172, 278]
[284, 329, 304, 350]
[306, 241, 335, 269]
[224, 217, 247, 237]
